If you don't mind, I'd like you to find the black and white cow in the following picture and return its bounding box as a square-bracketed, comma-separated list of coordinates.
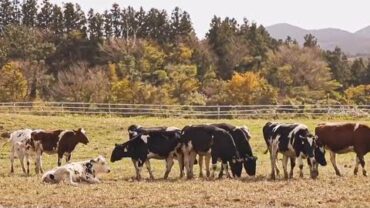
[212, 123, 257, 176]
[263, 122, 326, 180]
[111, 126, 182, 180]
[181, 125, 243, 179]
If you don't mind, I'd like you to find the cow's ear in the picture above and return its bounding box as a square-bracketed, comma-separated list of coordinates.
[115, 143, 118, 147]
[90, 159, 96, 163]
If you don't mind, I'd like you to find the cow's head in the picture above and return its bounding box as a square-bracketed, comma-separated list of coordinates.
[90, 155, 111, 174]
[301, 133, 318, 179]
[230, 157, 243, 178]
[313, 137, 327, 166]
[243, 155, 257, 176]
[74, 128, 89, 145]
[110, 142, 131, 162]
[128, 125, 141, 139]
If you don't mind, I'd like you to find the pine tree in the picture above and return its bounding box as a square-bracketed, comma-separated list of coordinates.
[88, 9, 104, 40]
[110, 3, 121, 38]
[37, 0, 53, 29]
[103, 10, 113, 39]
[51, 4, 64, 37]
[22, 0, 38, 27]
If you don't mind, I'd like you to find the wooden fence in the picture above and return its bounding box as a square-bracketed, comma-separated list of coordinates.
[0, 102, 369, 119]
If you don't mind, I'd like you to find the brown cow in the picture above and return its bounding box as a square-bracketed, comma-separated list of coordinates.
[30, 128, 89, 173]
[315, 123, 370, 176]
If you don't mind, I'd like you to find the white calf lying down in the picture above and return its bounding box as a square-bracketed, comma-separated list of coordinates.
[42, 155, 110, 186]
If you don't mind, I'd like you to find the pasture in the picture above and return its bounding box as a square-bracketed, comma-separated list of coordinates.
[0, 113, 369, 208]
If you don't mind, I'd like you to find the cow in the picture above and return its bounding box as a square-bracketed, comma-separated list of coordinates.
[181, 125, 243, 179]
[263, 122, 325, 180]
[315, 123, 370, 176]
[42, 155, 110, 186]
[30, 128, 89, 173]
[111, 126, 183, 180]
[6, 129, 43, 174]
[211, 123, 257, 177]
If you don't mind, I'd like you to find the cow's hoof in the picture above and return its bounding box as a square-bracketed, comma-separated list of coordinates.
[354, 168, 358, 175]
[363, 170, 367, 176]
[335, 171, 341, 176]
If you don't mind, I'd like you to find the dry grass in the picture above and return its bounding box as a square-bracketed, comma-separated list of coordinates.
[0, 114, 369, 208]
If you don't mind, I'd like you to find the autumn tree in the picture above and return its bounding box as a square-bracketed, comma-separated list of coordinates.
[226, 72, 277, 105]
[0, 62, 28, 101]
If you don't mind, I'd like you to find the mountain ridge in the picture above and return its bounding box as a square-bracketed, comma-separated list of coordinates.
[266, 23, 370, 56]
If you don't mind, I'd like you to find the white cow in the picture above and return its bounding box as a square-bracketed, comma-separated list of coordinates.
[42, 155, 111, 186]
[7, 129, 43, 174]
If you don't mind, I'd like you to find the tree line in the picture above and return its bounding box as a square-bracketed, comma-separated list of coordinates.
[0, 0, 369, 105]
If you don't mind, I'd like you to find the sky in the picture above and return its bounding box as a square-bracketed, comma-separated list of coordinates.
[49, 0, 370, 38]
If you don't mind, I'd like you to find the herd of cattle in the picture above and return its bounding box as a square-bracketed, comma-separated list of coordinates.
[3, 122, 370, 185]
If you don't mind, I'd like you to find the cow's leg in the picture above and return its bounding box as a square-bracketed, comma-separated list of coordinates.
[223, 162, 231, 178]
[18, 152, 26, 174]
[289, 157, 296, 179]
[177, 152, 184, 178]
[39, 155, 44, 173]
[164, 157, 174, 179]
[205, 154, 211, 177]
[188, 151, 196, 179]
[57, 154, 63, 166]
[131, 159, 140, 180]
[65, 153, 71, 163]
[298, 155, 304, 178]
[198, 155, 204, 178]
[10, 146, 15, 173]
[329, 150, 341, 176]
[218, 163, 224, 179]
[355, 154, 367, 176]
[145, 160, 155, 180]
[269, 143, 278, 180]
[26, 154, 30, 175]
[35, 151, 42, 174]
[282, 155, 289, 179]
[211, 156, 218, 178]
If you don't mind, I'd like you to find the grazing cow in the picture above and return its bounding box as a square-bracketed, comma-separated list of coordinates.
[111, 126, 182, 180]
[212, 123, 257, 176]
[30, 128, 89, 173]
[263, 122, 325, 180]
[42, 155, 110, 186]
[181, 125, 243, 179]
[7, 129, 43, 174]
[315, 123, 370, 176]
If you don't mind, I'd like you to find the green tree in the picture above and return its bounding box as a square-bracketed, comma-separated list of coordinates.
[303, 34, 318, 48]
[50, 4, 64, 38]
[324, 47, 351, 88]
[37, 0, 53, 29]
[88, 9, 104, 41]
[22, 0, 38, 27]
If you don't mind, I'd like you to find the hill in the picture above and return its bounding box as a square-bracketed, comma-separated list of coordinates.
[266, 23, 370, 56]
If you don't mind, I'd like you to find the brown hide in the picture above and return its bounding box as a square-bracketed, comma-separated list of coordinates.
[31, 130, 63, 152]
[315, 123, 370, 156]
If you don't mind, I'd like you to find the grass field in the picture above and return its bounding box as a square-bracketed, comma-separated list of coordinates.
[0, 113, 369, 208]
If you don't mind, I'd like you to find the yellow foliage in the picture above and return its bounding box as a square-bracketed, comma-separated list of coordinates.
[108, 63, 118, 82]
[345, 85, 370, 105]
[0, 62, 28, 101]
[227, 72, 277, 105]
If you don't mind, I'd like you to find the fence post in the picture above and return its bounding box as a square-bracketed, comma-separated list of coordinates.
[13, 102, 16, 113]
[61, 103, 64, 114]
[108, 103, 111, 116]
[217, 106, 220, 120]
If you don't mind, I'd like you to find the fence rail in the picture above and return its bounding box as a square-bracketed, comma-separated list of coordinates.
[0, 102, 369, 118]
